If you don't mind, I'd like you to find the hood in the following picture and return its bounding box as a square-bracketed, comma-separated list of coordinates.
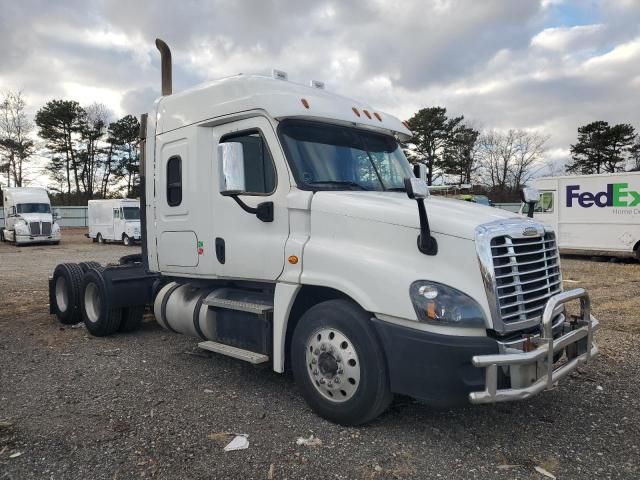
[311, 191, 522, 240]
[18, 212, 53, 223]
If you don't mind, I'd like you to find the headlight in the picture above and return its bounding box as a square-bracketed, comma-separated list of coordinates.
[15, 221, 29, 234]
[410, 281, 485, 328]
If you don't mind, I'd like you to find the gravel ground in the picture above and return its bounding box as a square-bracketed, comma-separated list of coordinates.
[1, 229, 639, 479]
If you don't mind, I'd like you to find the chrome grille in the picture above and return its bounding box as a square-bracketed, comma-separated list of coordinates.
[42, 222, 52, 235]
[490, 232, 561, 325]
[29, 221, 41, 235]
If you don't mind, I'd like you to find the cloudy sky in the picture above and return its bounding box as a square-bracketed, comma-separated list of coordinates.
[1, 0, 639, 179]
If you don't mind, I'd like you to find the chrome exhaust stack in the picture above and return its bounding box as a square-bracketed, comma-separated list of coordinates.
[155, 38, 172, 96]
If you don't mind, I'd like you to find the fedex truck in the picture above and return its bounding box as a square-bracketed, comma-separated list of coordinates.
[88, 199, 141, 246]
[0, 187, 61, 245]
[521, 172, 640, 259]
[45, 39, 599, 425]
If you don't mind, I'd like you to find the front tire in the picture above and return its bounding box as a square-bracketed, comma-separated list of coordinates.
[80, 268, 122, 336]
[97, 233, 104, 244]
[291, 299, 392, 425]
[0, 228, 5, 242]
[122, 234, 131, 247]
[51, 263, 84, 325]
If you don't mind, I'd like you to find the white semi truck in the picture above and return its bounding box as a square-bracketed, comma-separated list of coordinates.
[1, 187, 61, 245]
[521, 172, 640, 259]
[48, 40, 598, 425]
[87, 198, 141, 246]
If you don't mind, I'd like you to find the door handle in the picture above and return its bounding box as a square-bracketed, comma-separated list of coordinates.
[215, 237, 225, 264]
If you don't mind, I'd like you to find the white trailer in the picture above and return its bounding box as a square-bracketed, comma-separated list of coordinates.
[47, 39, 599, 425]
[88, 199, 141, 246]
[1, 187, 61, 245]
[521, 172, 640, 258]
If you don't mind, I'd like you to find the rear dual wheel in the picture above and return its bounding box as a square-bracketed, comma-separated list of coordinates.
[51, 263, 85, 325]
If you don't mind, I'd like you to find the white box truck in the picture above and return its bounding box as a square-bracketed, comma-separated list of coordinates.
[521, 172, 640, 259]
[47, 39, 598, 425]
[0, 187, 61, 245]
[88, 199, 141, 246]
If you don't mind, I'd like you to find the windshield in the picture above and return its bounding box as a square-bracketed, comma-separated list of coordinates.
[17, 203, 51, 214]
[122, 207, 140, 220]
[279, 120, 413, 191]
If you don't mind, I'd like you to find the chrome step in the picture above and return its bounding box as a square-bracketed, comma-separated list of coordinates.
[198, 341, 269, 364]
[203, 296, 274, 315]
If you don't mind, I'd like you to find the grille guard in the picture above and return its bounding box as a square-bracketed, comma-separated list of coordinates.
[469, 288, 598, 404]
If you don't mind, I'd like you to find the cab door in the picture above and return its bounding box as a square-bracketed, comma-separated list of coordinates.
[212, 117, 290, 281]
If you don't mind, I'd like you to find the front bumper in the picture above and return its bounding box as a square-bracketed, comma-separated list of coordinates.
[16, 232, 61, 244]
[469, 288, 598, 404]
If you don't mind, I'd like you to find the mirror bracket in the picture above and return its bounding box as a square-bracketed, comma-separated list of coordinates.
[404, 177, 437, 256]
[230, 195, 274, 223]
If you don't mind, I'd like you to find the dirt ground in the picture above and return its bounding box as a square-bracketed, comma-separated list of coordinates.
[1, 228, 639, 479]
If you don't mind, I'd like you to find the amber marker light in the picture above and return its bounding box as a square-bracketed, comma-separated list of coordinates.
[288, 255, 299, 265]
[301, 98, 310, 109]
[363, 109, 372, 119]
[374, 112, 382, 121]
[352, 107, 360, 117]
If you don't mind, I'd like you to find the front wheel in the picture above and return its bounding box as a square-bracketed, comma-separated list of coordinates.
[0, 228, 5, 242]
[291, 299, 392, 425]
[97, 233, 104, 244]
[122, 234, 131, 247]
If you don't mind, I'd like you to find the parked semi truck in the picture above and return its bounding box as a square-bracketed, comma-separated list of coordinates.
[521, 172, 640, 259]
[88, 198, 141, 246]
[48, 39, 598, 425]
[1, 187, 61, 245]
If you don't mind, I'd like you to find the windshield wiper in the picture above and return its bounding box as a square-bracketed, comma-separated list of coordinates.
[307, 181, 371, 191]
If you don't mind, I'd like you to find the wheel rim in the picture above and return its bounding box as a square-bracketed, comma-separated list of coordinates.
[305, 328, 361, 403]
[84, 282, 101, 323]
[123, 236, 129, 246]
[97, 234, 102, 243]
[55, 276, 68, 312]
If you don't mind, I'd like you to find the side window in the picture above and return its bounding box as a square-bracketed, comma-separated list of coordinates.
[535, 191, 554, 213]
[114, 208, 120, 219]
[167, 155, 182, 206]
[220, 131, 276, 194]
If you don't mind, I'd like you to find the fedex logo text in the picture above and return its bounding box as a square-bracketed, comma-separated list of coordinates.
[566, 183, 640, 208]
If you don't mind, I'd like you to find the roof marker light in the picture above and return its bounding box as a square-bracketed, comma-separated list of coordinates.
[374, 112, 382, 121]
[363, 109, 372, 119]
[352, 107, 361, 117]
[272, 69, 288, 81]
[301, 98, 310, 109]
[309, 80, 325, 89]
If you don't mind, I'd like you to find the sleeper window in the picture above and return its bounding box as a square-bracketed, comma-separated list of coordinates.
[114, 209, 120, 219]
[220, 131, 276, 194]
[167, 156, 182, 206]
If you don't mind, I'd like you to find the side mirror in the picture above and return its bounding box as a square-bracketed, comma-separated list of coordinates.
[218, 142, 246, 196]
[520, 187, 540, 204]
[403, 177, 437, 256]
[413, 163, 427, 183]
[404, 177, 429, 200]
[53, 209, 62, 221]
[520, 187, 540, 218]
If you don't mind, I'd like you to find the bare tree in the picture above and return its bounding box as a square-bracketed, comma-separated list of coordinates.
[81, 103, 112, 198]
[0, 91, 35, 187]
[477, 129, 548, 193]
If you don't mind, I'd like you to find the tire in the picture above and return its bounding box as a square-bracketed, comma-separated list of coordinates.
[0, 228, 5, 242]
[80, 268, 122, 336]
[119, 253, 142, 265]
[291, 299, 392, 425]
[78, 261, 102, 273]
[123, 234, 131, 247]
[97, 233, 104, 244]
[51, 263, 85, 325]
[119, 305, 145, 332]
